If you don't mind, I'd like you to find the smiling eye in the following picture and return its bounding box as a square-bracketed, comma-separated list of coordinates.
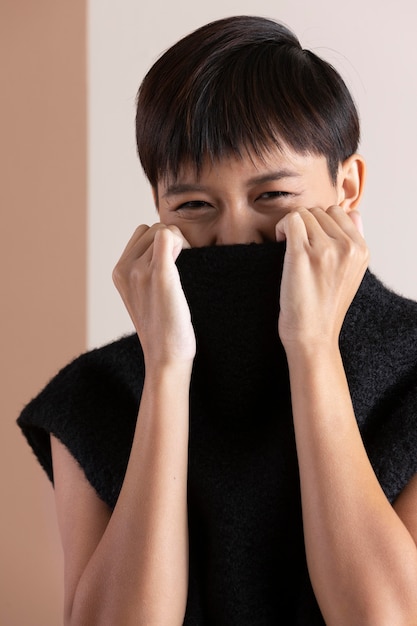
[258, 191, 291, 200]
[177, 200, 211, 210]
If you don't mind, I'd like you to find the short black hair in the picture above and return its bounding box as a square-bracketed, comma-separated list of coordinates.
[136, 15, 360, 186]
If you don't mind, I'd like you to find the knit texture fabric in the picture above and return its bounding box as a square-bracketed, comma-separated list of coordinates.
[17, 241, 417, 624]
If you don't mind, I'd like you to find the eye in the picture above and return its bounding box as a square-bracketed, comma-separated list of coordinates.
[257, 191, 292, 200]
[176, 200, 212, 210]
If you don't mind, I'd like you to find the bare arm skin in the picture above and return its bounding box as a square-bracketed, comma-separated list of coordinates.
[276, 207, 417, 625]
[52, 225, 195, 625]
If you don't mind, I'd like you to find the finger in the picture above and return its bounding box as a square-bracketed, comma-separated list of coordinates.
[275, 210, 309, 251]
[295, 207, 337, 244]
[302, 206, 364, 244]
[113, 225, 161, 282]
[348, 210, 364, 236]
[113, 225, 175, 292]
[120, 223, 186, 265]
[164, 225, 192, 255]
[306, 206, 349, 240]
[152, 227, 177, 267]
[325, 206, 365, 243]
[154, 227, 187, 263]
[117, 224, 168, 267]
[277, 208, 333, 248]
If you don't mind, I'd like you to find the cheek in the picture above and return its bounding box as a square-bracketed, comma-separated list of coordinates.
[157, 204, 181, 227]
[309, 186, 340, 210]
[182, 224, 216, 248]
[324, 180, 342, 208]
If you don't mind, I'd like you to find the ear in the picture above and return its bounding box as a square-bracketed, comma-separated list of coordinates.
[337, 153, 366, 212]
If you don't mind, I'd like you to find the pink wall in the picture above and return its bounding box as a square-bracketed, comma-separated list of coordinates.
[1, 2, 87, 624]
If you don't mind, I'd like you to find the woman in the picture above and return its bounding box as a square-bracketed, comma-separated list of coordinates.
[18, 15, 417, 625]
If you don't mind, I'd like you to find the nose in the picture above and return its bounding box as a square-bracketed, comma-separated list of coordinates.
[215, 209, 266, 245]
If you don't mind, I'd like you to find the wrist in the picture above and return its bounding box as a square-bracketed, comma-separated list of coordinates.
[144, 359, 194, 385]
[283, 337, 341, 365]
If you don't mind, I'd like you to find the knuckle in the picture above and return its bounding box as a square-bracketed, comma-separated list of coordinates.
[340, 237, 369, 267]
[361, 243, 370, 265]
[309, 206, 324, 215]
[128, 264, 145, 286]
[288, 210, 304, 224]
[167, 224, 182, 236]
[112, 260, 143, 290]
[112, 264, 122, 286]
[343, 237, 356, 256]
[316, 242, 334, 264]
[326, 204, 341, 214]
[135, 224, 149, 235]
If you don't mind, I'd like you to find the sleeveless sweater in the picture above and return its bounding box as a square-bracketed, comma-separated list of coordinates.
[17, 241, 417, 624]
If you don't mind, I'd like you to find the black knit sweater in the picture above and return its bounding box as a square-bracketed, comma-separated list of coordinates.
[17, 242, 417, 624]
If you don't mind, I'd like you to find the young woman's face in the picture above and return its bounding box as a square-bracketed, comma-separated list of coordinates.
[155, 147, 345, 247]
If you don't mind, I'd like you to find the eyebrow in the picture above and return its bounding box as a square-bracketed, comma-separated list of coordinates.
[246, 169, 301, 186]
[162, 169, 301, 198]
[162, 183, 211, 198]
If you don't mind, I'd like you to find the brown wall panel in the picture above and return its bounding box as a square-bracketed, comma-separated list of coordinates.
[1, 2, 87, 624]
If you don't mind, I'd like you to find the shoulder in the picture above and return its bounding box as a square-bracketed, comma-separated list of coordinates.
[17, 332, 143, 508]
[342, 271, 417, 503]
[21, 333, 143, 416]
[342, 269, 417, 379]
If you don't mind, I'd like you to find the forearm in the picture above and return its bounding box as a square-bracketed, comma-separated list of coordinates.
[69, 364, 191, 626]
[286, 343, 417, 625]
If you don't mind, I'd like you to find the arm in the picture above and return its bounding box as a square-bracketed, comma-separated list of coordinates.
[52, 224, 195, 625]
[276, 207, 417, 625]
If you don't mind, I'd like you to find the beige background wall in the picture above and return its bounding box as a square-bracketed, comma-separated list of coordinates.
[2, 1, 416, 624]
[1, 2, 86, 625]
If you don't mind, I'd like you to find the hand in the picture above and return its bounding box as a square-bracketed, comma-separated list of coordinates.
[275, 207, 369, 349]
[112, 224, 196, 366]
